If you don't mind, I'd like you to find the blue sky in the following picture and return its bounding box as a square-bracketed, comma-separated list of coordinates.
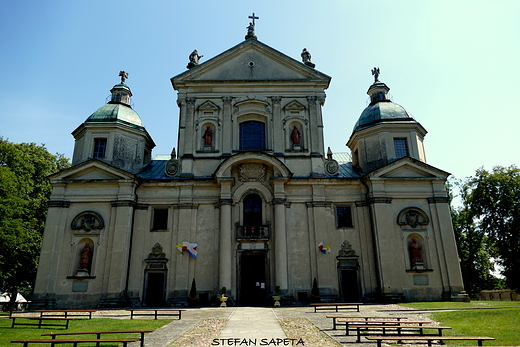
[1, 0, 518, 185]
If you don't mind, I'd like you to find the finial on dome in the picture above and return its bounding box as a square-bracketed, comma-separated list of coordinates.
[327, 147, 333, 159]
[119, 70, 128, 84]
[170, 147, 177, 159]
[109, 71, 132, 106]
[371, 67, 380, 83]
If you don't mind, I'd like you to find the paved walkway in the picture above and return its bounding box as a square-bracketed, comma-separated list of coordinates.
[119, 304, 427, 347]
[217, 307, 287, 342]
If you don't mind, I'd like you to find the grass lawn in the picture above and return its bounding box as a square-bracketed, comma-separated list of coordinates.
[399, 301, 520, 346]
[0, 317, 169, 346]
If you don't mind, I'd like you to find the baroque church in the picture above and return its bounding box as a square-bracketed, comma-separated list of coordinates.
[32, 20, 467, 308]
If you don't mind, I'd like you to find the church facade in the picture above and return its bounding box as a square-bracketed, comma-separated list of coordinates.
[32, 30, 467, 309]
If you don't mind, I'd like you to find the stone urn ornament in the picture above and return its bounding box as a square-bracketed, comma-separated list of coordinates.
[272, 285, 282, 307]
[218, 287, 228, 307]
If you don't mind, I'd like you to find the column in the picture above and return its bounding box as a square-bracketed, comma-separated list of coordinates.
[274, 198, 288, 291]
[218, 179, 234, 293]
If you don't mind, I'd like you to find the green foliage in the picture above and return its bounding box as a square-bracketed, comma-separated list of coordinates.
[449, 177, 499, 293]
[465, 165, 520, 290]
[0, 139, 70, 306]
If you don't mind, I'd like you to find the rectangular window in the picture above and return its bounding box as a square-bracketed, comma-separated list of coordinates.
[240, 121, 266, 150]
[93, 138, 107, 158]
[152, 208, 169, 231]
[394, 138, 409, 158]
[336, 206, 353, 228]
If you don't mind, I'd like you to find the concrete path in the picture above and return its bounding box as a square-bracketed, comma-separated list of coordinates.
[119, 304, 426, 346]
[216, 307, 287, 342]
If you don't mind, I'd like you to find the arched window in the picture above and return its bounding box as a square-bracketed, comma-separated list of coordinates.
[240, 121, 265, 150]
[243, 194, 262, 225]
[243, 194, 264, 237]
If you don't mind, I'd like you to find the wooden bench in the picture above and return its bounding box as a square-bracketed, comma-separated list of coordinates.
[36, 310, 96, 319]
[349, 324, 451, 343]
[326, 315, 408, 330]
[11, 338, 139, 347]
[10, 316, 76, 329]
[365, 335, 495, 347]
[42, 330, 153, 347]
[127, 308, 186, 320]
[337, 319, 431, 335]
[310, 302, 363, 312]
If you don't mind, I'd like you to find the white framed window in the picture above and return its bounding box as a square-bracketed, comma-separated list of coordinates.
[394, 138, 409, 158]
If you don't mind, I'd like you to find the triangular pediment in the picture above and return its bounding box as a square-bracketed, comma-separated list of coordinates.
[172, 39, 331, 86]
[49, 159, 135, 182]
[283, 100, 306, 111]
[198, 100, 220, 111]
[368, 157, 450, 180]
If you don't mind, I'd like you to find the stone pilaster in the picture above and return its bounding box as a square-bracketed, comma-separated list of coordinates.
[184, 97, 196, 155]
[307, 96, 319, 155]
[222, 96, 233, 155]
[271, 96, 282, 154]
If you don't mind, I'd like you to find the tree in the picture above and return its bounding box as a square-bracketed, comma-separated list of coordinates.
[464, 166, 520, 290]
[450, 178, 498, 293]
[0, 139, 70, 309]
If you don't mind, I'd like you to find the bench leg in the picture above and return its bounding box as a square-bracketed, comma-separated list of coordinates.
[140, 332, 145, 347]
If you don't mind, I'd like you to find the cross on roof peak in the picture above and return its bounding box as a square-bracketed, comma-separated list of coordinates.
[248, 13, 259, 26]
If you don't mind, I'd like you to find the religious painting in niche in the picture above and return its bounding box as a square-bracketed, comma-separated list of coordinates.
[290, 125, 302, 149]
[202, 125, 213, 149]
[408, 235, 426, 270]
[71, 211, 104, 232]
[75, 238, 94, 276]
[151, 208, 168, 231]
[335, 206, 353, 228]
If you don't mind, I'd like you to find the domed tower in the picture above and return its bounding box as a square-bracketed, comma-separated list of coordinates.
[347, 69, 427, 173]
[71, 71, 155, 173]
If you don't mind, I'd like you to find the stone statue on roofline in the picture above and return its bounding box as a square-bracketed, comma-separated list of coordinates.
[301, 48, 315, 68]
[372, 67, 380, 83]
[187, 50, 203, 69]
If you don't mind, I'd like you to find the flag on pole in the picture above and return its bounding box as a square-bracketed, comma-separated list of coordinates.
[176, 241, 198, 258]
[318, 242, 331, 254]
